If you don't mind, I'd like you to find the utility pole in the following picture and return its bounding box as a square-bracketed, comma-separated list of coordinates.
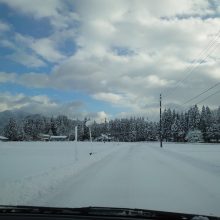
[160, 94, 163, 148]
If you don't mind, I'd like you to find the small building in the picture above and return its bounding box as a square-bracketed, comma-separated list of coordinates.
[38, 134, 50, 141]
[50, 135, 68, 141]
[38, 134, 68, 141]
[95, 133, 114, 142]
[0, 136, 9, 142]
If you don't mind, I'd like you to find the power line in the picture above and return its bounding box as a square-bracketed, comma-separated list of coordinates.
[182, 82, 220, 105]
[164, 42, 219, 99]
[171, 82, 220, 113]
[158, 31, 220, 117]
[182, 32, 220, 75]
[163, 30, 220, 99]
[195, 88, 220, 105]
[163, 41, 220, 110]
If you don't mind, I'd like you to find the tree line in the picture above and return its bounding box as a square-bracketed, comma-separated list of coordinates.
[162, 105, 220, 142]
[2, 105, 220, 142]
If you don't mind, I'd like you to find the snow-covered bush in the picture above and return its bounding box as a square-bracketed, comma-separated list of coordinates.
[185, 129, 203, 143]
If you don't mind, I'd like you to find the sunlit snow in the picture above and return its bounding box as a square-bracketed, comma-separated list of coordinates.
[0, 142, 220, 216]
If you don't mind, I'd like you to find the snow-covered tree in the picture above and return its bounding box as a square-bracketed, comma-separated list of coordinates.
[162, 108, 173, 141]
[50, 117, 57, 135]
[56, 116, 67, 135]
[188, 105, 200, 130]
[129, 117, 137, 142]
[206, 123, 220, 143]
[179, 112, 187, 139]
[23, 118, 34, 140]
[171, 116, 181, 142]
[35, 117, 45, 135]
[217, 107, 220, 124]
[4, 117, 19, 141]
[82, 117, 90, 140]
[186, 129, 203, 143]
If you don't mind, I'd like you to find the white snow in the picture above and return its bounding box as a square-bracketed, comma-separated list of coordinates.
[50, 136, 67, 138]
[0, 141, 220, 217]
[0, 136, 8, 140]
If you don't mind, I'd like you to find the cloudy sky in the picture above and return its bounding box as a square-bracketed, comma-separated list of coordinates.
[0, 0, 219, 121]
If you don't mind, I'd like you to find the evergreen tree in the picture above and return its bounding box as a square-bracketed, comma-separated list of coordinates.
[205, 106, 213, 128]
[199, 106, 206, 131]
[23, 118, 34, 140]
[50, 117, 57, 135]
[217, 107, 220, 124]
[129, 117, 136, 142]
[171, 116, 180, 142]
[199, 106, 208, 141]
[207, 123, 220, 142]
[4, 117, 19, 141]
[35, 117, 45, 135]
[188, 105, 200, 130]
[32, 123, 39, 140]
[162, 108, 173, 141]
[179, 112, 187, 140]
[82, 117, 90, 140]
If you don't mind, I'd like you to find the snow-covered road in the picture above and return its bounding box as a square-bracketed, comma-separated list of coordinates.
[1, 142, 220, 216]
[32, 143, 220, 216]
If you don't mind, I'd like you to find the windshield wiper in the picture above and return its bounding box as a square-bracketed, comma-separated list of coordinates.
[0, 205, 219, 220]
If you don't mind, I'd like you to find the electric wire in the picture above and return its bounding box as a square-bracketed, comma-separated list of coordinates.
[163, 30, 220, 99]
[182, 82, 220, 105]
[164, 42, 219, 100]
[195, 88, 220, 105]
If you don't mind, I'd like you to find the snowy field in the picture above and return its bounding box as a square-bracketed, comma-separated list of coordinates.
[0, 141, 220, 217]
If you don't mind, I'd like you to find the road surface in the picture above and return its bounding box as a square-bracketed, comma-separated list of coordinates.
[35, 143, 220, 216]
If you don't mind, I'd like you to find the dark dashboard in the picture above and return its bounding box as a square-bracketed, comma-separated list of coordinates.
[0, 206, 219, 220]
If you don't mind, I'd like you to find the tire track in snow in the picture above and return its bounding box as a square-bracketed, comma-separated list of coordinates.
[32, 143, 128, 207]
[33, 143, 220, 216]
[151, 144, 220, 175]
[146, 143, 220, 215]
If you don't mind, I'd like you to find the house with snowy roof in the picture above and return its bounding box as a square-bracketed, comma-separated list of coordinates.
[50, 135, 68, 141]
[0, 136, 9, 142]
[38, 134, 68, 141]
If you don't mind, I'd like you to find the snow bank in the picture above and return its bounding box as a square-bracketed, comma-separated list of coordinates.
[0, 141, 120, 205]
[1, 141, 220, 216]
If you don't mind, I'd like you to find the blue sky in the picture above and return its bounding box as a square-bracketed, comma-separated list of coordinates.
[0, 0, 125, 120]
[0, 0, 219, 120]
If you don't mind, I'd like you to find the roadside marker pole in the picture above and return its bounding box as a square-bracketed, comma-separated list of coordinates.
[89, 127, 92, 143]
[160, 94, 163, 148]
[75, 126, 78, 142]
[89, 127, 93, 155]
[74, 126, 78, 161]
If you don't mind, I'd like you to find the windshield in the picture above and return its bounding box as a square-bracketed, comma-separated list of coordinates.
[0, 0, 220, 218]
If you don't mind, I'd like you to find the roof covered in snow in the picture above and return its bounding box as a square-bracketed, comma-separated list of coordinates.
[0, 136, 8, 140]
[50, 136, 68, 139]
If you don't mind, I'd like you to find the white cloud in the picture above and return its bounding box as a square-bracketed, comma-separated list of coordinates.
[86, 111, 110, 124]
[0, 93, 31, 111]
[31, 38, 66, 63]
[92, 92, 122, 104]
[0, 72, 16, 83]
[8, 50, 46, 68]
[0, 0, 62, 19]
[1, 31, 70, 66]
[14, 33, 67, 63]
[1, 0, 220, 117]
[0, 0, 79, 30]
[0, 20, 10, 33]
[0, 92, 111, 121]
